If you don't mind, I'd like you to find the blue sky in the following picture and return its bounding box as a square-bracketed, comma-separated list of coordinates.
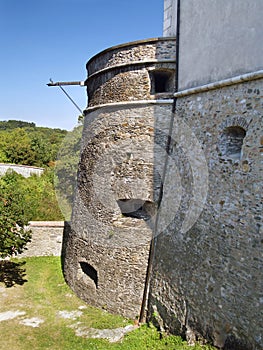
[0, 0, 164, 130]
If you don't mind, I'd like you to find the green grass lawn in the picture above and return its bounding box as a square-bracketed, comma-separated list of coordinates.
[0, 256, 216, 350]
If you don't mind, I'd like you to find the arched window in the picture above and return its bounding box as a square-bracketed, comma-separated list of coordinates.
[219, 126, 246, 160]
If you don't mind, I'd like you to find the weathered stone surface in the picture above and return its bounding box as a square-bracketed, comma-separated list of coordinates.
[62, 38, 175, 319]
[63, 102, 172, 319]
[86, 38, 176, 107]
[62, 29, 262, 349]
[18, 221, 64, 258]
[87, 38, 176, 75]
[149, 78, 263, 350]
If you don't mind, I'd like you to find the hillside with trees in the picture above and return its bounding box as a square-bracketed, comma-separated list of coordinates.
[0, 120, 67, 167]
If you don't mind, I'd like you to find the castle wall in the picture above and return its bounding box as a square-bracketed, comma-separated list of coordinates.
[86, 38, 176, 107]
[148, 2, 263, 349]
[62, 38, 176, 319]
[62, 102, 173, 318]
[149, 78, 263, 349]
[62, 2, 262, 346]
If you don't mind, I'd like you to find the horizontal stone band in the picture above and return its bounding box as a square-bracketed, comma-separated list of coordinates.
[174, 69, 263, 98]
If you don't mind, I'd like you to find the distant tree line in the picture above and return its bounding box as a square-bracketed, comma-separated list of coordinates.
[0, 120, 67, 167]
[0, 120, 36, 130]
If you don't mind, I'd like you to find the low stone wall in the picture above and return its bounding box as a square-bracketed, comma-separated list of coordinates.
[0, 163, 44, 178]
[17, 221, 65, 258]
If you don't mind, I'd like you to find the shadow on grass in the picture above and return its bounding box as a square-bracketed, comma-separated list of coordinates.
[0, 260, 28, 287]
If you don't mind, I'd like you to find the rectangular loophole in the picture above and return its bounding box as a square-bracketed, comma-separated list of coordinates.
[79, 261, 98, 288]
[117, 199, 156, 220]
[150, 70, 174, 93]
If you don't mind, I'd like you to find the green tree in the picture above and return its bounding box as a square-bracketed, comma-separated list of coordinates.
[54, 124, 83, 220]
[3, 128, 35, 165]
[0, 171, 32, 258]
[0, 120, 67, 167]
[23, 168, 64, 221]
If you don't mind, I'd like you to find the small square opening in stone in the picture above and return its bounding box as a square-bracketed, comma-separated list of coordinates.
[117, 199, 156, 220]
[150, 70, 173, 93]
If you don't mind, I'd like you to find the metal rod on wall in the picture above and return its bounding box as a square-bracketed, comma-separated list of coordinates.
[47, 78, 85, 114]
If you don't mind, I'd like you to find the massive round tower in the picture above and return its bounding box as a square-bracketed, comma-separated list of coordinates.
[62, 37, 176, 318]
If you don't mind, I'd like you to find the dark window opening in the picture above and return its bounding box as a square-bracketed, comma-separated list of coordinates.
[219, 126, 246, 160]
[151, 71, 173, 93]
[79, 261, 98, 288]
[117, 199, 156, 220]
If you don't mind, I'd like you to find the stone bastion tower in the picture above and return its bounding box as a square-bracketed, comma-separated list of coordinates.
[62, 37, 176, 318]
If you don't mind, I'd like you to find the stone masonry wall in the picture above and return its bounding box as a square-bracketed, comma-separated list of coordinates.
[63, 102, 172, 319]
[86, 38, 176, 107]
[149, 78, 263, 350]
[62, 38, 176, 319]
[18, 221, 64, 258]
[87, 38, 176, 75]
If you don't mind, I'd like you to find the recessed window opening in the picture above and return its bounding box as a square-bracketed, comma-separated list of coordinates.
[219, 126, 246, 160]
[117, 199, 156, 220]
[79, 261, 98, 288]
[151, 71, 173, 93]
